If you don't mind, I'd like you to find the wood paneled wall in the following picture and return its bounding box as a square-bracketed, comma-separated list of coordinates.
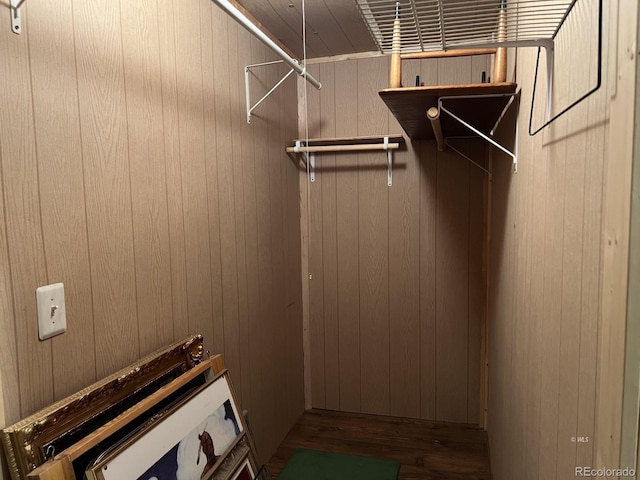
[487, 1, 635, 478]
[299, 55, 489, 423]
[0, 0, 302, 468]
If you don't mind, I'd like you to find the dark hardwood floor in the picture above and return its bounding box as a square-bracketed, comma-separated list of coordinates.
[266, 409, 492, 480]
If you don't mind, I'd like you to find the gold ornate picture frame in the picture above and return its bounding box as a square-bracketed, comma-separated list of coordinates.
[1, 335, 205, 480]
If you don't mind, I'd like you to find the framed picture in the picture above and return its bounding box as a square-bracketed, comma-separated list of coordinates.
[1, 335, 205, 480]
[87, 372, 244, 480]
[228, 458, 255, 480]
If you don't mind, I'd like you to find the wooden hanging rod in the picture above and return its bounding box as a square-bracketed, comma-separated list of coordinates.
[286, 143, 400, 154]
[427, 107, 445, 151]
[401, 48, 497, 60]
[288, 135, 405, 153]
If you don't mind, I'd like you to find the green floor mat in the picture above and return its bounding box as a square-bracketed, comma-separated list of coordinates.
[277, 449, 400, 480]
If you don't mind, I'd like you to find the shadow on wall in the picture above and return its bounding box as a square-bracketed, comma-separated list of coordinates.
[488, 98, 518, 306]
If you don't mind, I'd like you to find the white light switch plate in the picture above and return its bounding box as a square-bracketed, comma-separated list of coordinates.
[36, 283, 67, 340]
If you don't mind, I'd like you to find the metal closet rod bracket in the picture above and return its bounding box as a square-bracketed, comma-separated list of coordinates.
[437, 92, 520, 174]
[10, 0, 27, 35]
[289, 136, 397, 187]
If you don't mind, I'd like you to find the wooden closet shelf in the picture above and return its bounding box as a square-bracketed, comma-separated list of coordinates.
[379, 82, 518, 140]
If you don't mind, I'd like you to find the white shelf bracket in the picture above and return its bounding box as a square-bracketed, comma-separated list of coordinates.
[10, 0, 26, 35]
[294, 141, 315, 182]
[384, 136, 393, 187]
[438, 92, 519, 174]
[245, 60, 294, 124]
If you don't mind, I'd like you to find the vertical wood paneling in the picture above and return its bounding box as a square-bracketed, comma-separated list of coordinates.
[435, 150, 470, 423]
[268, 61, 289, 445]
[319, 62, 340, 411]
[263, 53, 285, 457]
[467, 158, 484, 424]
[305, 56, 484, 422]
[487, 2, 617, 479]
[357, 57, 390, 415]
[244, 37, 264, 453]
[215, 13, 241, 382]
[334, 60, 361, 413]
[307, 63, 326, 409]
[157, 0, 188, 342]
[203, 3, 224, 356]
[121, 0, 173, 354]
[174, 0, 212, 343]
[283, 70, 305, 426]
[28, 0, 96, 398]
[389, 58, 421, 419]
[74, 0, 139, 377]
[0, 148, 20, 427]
[0, 0, 52, 418]
[0, 0, 302, 466]
[235, 25, 254, 416]
[418, 58, 439, 421]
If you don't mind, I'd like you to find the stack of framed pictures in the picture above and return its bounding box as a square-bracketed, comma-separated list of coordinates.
[84, 371, 258, 480]
[1, 336, 262, 480]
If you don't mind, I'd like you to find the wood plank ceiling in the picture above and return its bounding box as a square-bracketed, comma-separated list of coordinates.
[237, 0, 377, 59]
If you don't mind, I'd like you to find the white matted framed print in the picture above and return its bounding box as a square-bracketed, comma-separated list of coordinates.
[87, 373, 244, 480]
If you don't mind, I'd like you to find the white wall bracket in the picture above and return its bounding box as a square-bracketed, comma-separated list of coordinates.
[287, 136, 402, 187]
[10, 0, 26, 35]
[245, 60, 295, 124]
[437, 93, 519, 173]
[293, 141, 315, 182]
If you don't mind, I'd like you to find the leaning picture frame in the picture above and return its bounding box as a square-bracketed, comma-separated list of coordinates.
[85, 372, 244, 480]
[1, 335, 206, 480]
[228, 458, 255, 480]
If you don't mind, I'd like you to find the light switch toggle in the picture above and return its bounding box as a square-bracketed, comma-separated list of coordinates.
[36, 283, 67, 340]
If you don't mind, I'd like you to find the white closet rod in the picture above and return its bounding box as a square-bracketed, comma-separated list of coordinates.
[212, 0, 322, 90]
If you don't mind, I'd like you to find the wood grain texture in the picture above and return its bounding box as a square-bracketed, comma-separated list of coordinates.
[319, 62, 340, 411]
[236, 0, 376, 58]
[0, 0, 302, 466]
[204, 3, 225, 357]
[234, 24, 254, 417]
[213, 10, 242, 383]
[467, 151, 484, 425]
[0, 0, 52, 419]
[389, 57, 421, 419]
[435, 149, 470, 423]
[304, 56, 484, 423]
[267, 409, 492, 480]
[334, 59, 361, 414]
[174, 0, 213, 344]
[357, 57, 390, 415]
[74, 0, 139, 377]
[28, 0, 96, 399]
[157, 0, 189, 342]
[486, 2, 621, 479]
[121, 0, 174, 355]
[0, 136, 20, 429]
[307, 62, 326, 410]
